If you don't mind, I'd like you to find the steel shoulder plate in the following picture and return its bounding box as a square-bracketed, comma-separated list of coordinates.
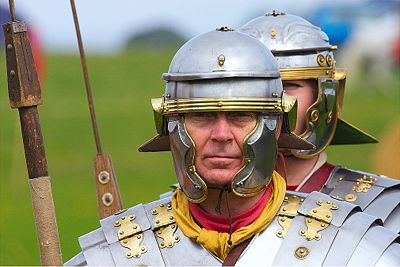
[322, 166, 400, 232]
[65, 196, 220, 266]
[272, 191, 359, 266]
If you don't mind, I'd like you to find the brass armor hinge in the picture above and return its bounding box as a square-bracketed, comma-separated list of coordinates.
[113, 214, 147, 258]
[151, 203, 180, 249]
[276, 195, 303, 238]
[299, 200, 338, 241]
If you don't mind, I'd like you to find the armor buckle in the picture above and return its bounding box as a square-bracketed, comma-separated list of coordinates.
[276, 195, 303, 238]
[151, 203, 180, 248]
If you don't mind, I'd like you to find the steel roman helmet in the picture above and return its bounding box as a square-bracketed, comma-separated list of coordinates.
[140, 27, 313, 202]
[239, 11, 377, 158]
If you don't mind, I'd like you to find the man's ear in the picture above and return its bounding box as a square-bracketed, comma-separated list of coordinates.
[276, 116, 283, 139]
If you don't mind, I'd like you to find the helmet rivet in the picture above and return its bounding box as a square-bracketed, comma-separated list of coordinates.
[271, 27, 277, 39]
[326, 54, 333, 66]
[218, 102, 223, 107]
[272, 92, 278, 97]
[218, 54, 225, 66]
[317, 54, 326, 66]
[310, 109, 319, 123]
[326, 111, 333, 124]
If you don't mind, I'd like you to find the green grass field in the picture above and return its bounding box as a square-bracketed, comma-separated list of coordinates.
[0, 50, 399, 265]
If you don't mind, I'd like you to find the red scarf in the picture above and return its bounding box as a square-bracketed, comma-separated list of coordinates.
[189, 184, 272, 233]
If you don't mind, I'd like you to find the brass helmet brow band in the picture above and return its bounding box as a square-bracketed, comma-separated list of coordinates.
[155, 97, 285, 115]
[280, 67, 347, 81]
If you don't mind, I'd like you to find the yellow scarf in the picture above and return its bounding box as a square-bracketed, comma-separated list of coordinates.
[171, 170, 286, 260]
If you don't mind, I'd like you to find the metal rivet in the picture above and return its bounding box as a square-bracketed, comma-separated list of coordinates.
[126, 252, 131, 257]
[321, 223, 326, 227]
[130, 215, 135, 220]
[326, 111, 333, 124]
[312, 209, 317, 213]
[282, 208, 287, 212]
[158, 230, 162, 234]
[317, 54, 326, 66]
[294, 246, 309, 259]
[114, 221, 120, 227]
[119, 231, 124, 235]
[133, 225, 137, 229]
[345, 193, 357, 202]
[300, 230, 305, 234]
[218, 54, 225, 66]
[272, 92, 278, 97]
[167, 204, 171, 208]
[317, 200, 322, 204]
[10, 70, 15, 77]
[160, 204, 164, 207]
[284, 197, 288, 201]
[123, 240, 128, 244]
[137, 235, 141, 239]
[307, 219, 312, 223]
[326, 54, 333, 66]
[271, 27, 277, 39]
[218, 102, 223, 107]
[141, 247, 146, 251]
[310, 109, 319, 123]
[175, 235, 179, 240]
[171, 225, 176, 229]
[161, 242, 165, 246]
[280, 218, 285, 222]
[165, 93, 171, 98]
[121, 216, 125, 220]
[7, 44, 13, 51]
[102, 193, 113, 206]
[169, 216, 174, 220]
[134, 253, 139, 258]
[326, 201, 331, 204]
[326, 214, 331, 218]
[156, 220, 160, 224]
[151, 209, 157, 215]
[98, 170, 110, 184]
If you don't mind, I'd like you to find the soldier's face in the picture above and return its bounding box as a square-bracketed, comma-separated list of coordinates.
[184, 112, 257, 186]
[283, 80, 317, 135]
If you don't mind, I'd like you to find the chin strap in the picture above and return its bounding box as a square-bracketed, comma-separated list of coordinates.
[276, 152, 288, 184]
[208, 184, 234, 245]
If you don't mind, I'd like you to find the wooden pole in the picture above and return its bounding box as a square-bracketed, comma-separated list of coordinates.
[3, 3, 63, 265]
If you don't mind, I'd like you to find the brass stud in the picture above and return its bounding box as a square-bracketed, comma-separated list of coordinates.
[218, 101, 223, 107]
[326, 54, 333, 66]
[315, 234, 320, 239]
[294, 246, 309, 260]
[282, 208, 287, 212]
[114, 221, 120, 227]
[171, 225, 176, 229]
[158, 230, 162, 234]
[121, 216, 126, 220]
[307, 219, 312, 223]
[317, 54, 326, 66]
[167, 204, 171, 208]
[155, 220, 160, 224]
[126, 252, 132, 257]
[272, 92, 279, 97]
[134, 253, 139, 258]
[133, 225, 137, 229]
[326, 111, 333, 124]
[317, 200, 322, 204]
[98, 171, 110, 184]
[160, 204, 164, 207]
[175, 235, 180, 240]
[300, 230, 305, 235]
[161, 242, 165, 247]
[326, 214, 331, 218]
[168, 242, 173, 247]
[284, 197, 288, 201]
[141, 247, 146, 251]
[312, 209, 317, 213]
[170, 215, 174, 220]
[119, 231, 124, 235]
[326, 201, 331, 204]
[123, 240, 128, 244]
[137, 235, 141, 239]
[345, 193, 357, 202]
[310, 109, 319, 123]
[218, 54, 225, 66]
[271, 27, 277, 39]
[151, 209, 157, 215]
[321, 223, 326, 227]
[332, 205, 338, 209]
[280, 218, 285, 222]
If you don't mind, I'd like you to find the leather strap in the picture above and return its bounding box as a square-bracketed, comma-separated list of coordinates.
[222, 238, 252, 266]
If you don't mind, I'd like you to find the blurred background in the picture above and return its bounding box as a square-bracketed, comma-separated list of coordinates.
[0, 0, 399, 264]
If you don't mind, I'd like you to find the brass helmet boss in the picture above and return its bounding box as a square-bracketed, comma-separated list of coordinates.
[239, 11, 377, 159]
[140, 27, 312, 202]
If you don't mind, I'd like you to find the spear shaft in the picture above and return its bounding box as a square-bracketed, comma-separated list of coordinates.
[3, 0, 63, 265]
[69, 0, 123, 219]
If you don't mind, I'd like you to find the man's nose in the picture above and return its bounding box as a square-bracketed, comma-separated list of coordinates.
[211, 114, 233, 142]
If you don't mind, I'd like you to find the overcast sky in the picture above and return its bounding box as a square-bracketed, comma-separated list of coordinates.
[1, 0, 362, 52]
